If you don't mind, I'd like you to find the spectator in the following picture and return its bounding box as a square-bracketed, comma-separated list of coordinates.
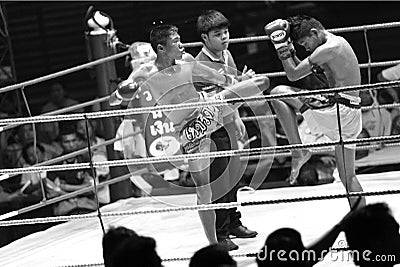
[76, 119, 110, 205]
[360, 91, 392, 139]
[76, 120, 105, 153]
[0, 183, 24, 246]
[392, 114, 400, 135]
[114, 115, 181, 184]
[257, 228, 308, 267]
[20, 142, 47, 197]
[42, 82, 82, 113]
[377, 65, 400, 125]
[20, 142, 62, 199]
[102, 226, 162, 267]
[0, 108, 14, 165]
[114, 119, 146, 160]
[113, 118, 147, 197]
[344, 202, 400, 267]
[47, 124, 97, 215]
[0, 183, 24, 210]
[355, 129, 370, 160]
[102, 226, 138, 266]
[39, 82, 84, 143]
[257, 197, 362, 267]
[376, 64, 400, 105]
[4, 124, 62, 168]
[1, 142, 57, 216]
[189, 244, 237, 267]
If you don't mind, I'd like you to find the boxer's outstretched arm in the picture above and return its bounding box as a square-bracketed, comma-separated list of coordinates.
[127, 64, 150, 81]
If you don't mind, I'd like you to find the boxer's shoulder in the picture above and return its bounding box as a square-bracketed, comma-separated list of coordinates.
[132, 61, 157, 77]
[181, 52, 196, 62]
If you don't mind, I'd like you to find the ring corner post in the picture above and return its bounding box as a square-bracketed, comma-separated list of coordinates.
[85, 9, 132, 201]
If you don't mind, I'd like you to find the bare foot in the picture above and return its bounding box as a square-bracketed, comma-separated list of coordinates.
[286, 150, 312, 185]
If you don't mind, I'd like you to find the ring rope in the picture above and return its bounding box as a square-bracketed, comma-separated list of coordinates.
[0, 51, 129, 95]
[56, 252, 259, 267]
[183, 21, 400, 47]
[258, 59, 400, 78]
[0, 130, 142, 182]
[364, 29, 373, 85]
[1, 95, 109, 132]
[228, 80, 400, 105]
[3, 20, 399, 265]
[0, 32, 398, 97]
[1, 138, 396, 221]
[19, 85, 48, 203]
[2, 20, 399, 264]
[2, 189, 400, 227]
[1, 80, 400, 127]
[55, 252, 262, 267]
[3, 100, 396, 179]
[1, 101, 396, 178]
[0, 167, 148, 221]
[0, 54, 397, 99]
[83, 115, 106, 234]
[2, 57, 398, 130]
[242, 141, 400, 161]
[3, 57, 397, 131]
[61, 248, 363, 267]
[0, 22, 396, 226]
[1, 135, 399, 176]
[241, 102, 400, 122]
[0, 21, 398, 95]
[358, 60, 400, 69]
[162, 253, 259, 263]
[2, 139, 396, 219]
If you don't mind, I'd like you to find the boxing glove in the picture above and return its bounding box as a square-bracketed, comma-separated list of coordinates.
[109, 79, 141, 106]
[129, 42, 156, 71]
[264, 19, 295, 60]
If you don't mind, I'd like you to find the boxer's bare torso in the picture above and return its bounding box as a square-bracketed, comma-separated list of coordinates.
[308, 32, 360, 98]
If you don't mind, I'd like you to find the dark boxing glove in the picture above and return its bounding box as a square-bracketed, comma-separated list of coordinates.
[109, 79, 141, 106]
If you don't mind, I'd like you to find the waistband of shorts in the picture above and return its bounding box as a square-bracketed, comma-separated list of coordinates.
[338, 93, 361, 105]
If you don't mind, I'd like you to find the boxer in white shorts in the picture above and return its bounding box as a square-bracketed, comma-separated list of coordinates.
[264, 15, 365, 208]
[302, 93, 362, 143]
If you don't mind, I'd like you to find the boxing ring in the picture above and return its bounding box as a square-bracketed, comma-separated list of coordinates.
[1, 16, 400, 267]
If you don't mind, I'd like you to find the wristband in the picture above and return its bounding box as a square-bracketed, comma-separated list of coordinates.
[277, 46, 293, 60]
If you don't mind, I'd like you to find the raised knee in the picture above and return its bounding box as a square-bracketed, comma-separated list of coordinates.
[254, 76, 270, 92]
[270, 85, 292, 95]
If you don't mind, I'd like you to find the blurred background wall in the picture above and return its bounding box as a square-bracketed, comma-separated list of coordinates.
[1, 1, 400, 115]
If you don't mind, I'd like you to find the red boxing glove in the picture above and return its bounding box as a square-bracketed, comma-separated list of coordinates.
[264, 19, 295, 60]
[129, 42, 156, 71]
[109, 79, 141, 106]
